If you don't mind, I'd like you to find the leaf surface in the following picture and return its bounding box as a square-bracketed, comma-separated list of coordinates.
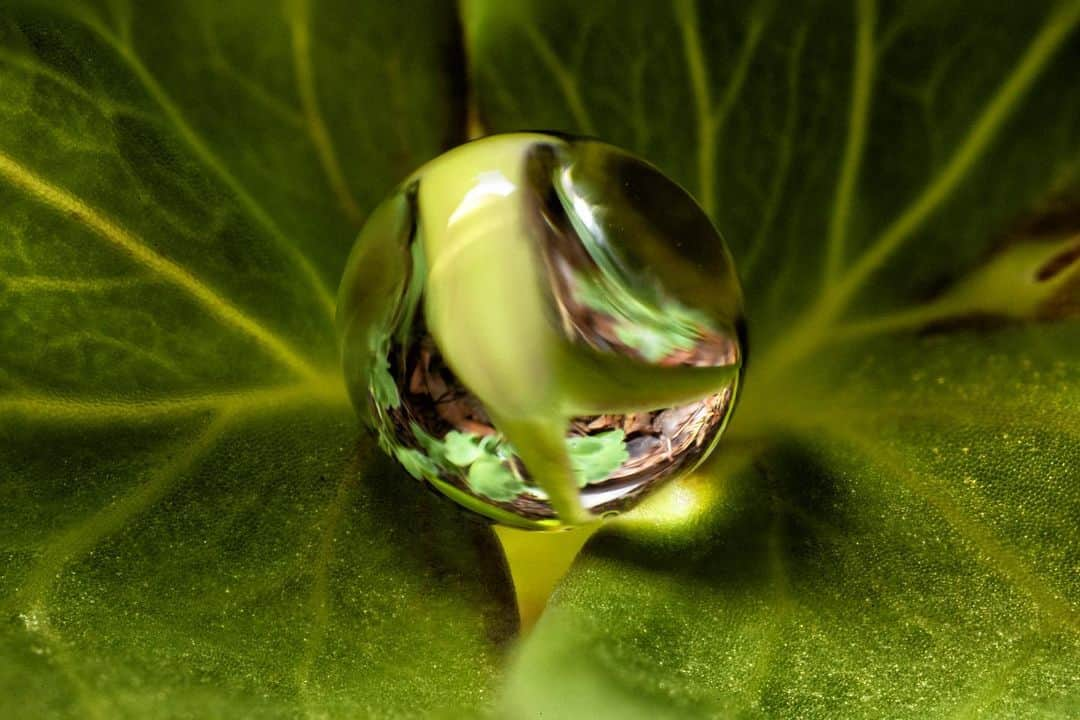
[464, 0, 1080, 716]
[0, 2, 516, 717]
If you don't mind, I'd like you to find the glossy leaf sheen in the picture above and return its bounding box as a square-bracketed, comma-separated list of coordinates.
[466, 0, 1080, 717]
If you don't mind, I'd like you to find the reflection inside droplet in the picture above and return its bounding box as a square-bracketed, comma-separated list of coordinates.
[338, 133, 744, 529]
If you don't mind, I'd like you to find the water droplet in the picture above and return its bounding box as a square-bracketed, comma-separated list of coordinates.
[338, 133, 745, 528]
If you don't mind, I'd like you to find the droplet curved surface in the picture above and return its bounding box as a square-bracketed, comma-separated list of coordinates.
[338, 133, 745, 529]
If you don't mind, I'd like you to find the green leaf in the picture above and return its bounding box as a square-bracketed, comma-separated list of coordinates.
[370, 351, 401, 409]
[502, 325, 1080, 718]
[445, 430, 488, 467]
[442, 431, 530, 502]
[468, 456, 526, 502]
[6, 0, 1080, 716]
[394, 444, 442, 480]
[566, 430, 629, 487]
[0, 1, 516, 717]
[465, 0, 1080, 716]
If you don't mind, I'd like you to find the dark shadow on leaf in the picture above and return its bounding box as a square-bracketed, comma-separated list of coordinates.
[583, 438, 849, 592]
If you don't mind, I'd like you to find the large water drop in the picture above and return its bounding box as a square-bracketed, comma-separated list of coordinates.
[338, 133, 744, 529]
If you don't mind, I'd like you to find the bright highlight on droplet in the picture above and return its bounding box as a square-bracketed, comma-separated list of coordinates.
[337, 133, 745, 529]
[615, 471, 720, 531]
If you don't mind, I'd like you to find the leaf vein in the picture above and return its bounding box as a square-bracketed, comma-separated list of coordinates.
[673, 0, 715, 217]
[839, 429, 1079, 633]
[81, 17, 338, 318]
[753, 2, 1080, 384]
[522, 24, 595, 135]
[824, 0, 876, 283]
[295, 460, 360, 710]
[285, 0, 364, 226]
[742, 25, 807, 279]
[0, 149, 324, 381]
[5, 411, 234, 610]
[824, 0, 1080, 321]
